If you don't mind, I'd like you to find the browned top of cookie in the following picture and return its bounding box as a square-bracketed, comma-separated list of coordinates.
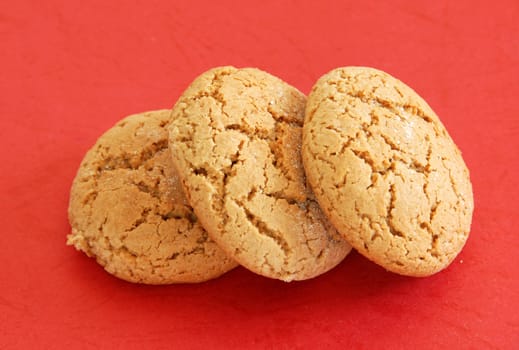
[169, 67, 351, 281]
[67, 110, 237, 284]
[303, 67, 474, 277]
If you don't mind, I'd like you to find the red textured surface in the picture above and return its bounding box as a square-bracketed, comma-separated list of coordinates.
[1, 1, 518, 348]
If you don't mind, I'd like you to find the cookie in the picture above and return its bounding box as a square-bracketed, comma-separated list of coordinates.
[67, 110, 238, 284]
[168, 67, 351, 282]
[302, 67, 474, 277]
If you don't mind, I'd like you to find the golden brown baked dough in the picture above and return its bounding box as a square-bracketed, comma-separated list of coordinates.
[302, 67, 473, 277]
[67, 110, 237, 284]
[169, 67, 351, 282]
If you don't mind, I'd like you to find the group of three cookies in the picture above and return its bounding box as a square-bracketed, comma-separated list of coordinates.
[68, 66, 473, 284]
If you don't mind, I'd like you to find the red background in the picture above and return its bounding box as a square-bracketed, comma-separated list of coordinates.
[1, 1, 518, 348]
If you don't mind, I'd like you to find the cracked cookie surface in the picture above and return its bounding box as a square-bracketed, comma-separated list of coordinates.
[302, 67, 474, 277]
[67, 110, 237, 284]
[169, 67, 351, 282]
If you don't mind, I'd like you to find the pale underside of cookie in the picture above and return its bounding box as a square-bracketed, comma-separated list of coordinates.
[303, 67, 474, 277]
[169, 67, 351, 282]
[67, 110, 237, 284]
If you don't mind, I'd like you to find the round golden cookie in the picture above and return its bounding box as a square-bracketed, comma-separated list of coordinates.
[67, 110, 238, 284]
[168, 67, 351, 282]
[302, 67, 474, 277]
